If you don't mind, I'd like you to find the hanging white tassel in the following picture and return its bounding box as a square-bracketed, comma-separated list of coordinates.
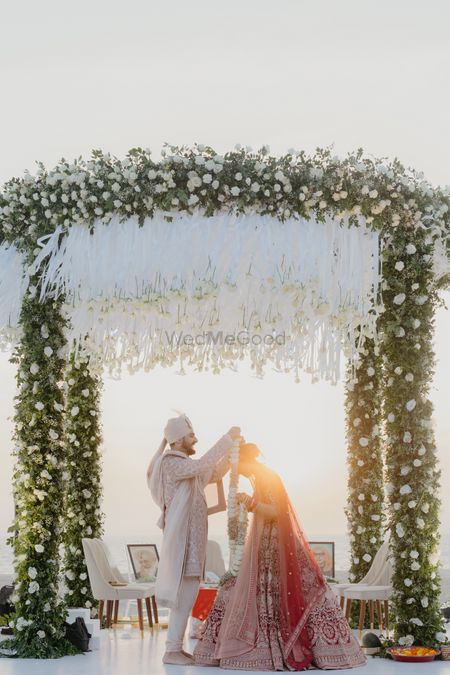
[28, 211, 380, 381]
[0, 241, 28, 343]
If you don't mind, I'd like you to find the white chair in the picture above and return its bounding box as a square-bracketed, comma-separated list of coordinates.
[336, 539, 393, 637]
[82, 538, 156, 635]
[93, 538, 159, 626]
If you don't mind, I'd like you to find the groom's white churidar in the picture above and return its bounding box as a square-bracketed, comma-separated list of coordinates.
[147, 413, 239, 665]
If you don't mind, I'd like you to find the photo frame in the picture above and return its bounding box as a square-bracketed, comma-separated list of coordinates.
[205, 479, 226, 516]
[127, 543, 159, 583]
[308, 541, 335, 578]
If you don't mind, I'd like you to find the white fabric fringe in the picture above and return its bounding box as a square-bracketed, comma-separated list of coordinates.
[29, 211, 380, 381]
[0, 241, 28, 348]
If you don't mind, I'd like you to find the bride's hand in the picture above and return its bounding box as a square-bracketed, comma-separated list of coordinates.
[237, 492, 252, 508]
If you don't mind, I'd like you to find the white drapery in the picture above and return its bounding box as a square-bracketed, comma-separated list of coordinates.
[1, 211, 382, 381]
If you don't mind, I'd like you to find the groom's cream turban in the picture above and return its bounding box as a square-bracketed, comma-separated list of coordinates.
[164, 413, 194, 444]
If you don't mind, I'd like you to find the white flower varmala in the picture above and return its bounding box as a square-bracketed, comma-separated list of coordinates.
[222, 439, 249, 584]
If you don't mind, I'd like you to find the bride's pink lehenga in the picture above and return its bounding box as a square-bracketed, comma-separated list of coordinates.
[194, 469, 366, 671]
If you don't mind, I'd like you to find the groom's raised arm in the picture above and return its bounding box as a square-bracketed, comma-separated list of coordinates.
[169, 433, 234, 481]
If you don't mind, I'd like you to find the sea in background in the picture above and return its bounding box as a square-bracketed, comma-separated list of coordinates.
[1, 532, 450, 605]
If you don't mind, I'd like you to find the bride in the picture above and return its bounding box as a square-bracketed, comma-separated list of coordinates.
[194, 443, 366, 671]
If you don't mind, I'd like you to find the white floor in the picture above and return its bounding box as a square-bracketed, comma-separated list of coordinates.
[1, 624, 450, 675]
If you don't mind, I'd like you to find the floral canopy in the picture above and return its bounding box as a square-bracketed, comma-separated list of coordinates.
[0, 144, 448, 657]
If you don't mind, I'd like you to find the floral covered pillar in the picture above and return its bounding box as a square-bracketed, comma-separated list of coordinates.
[345, 338, 385, 586]
[62, 354, 103, 613]
[7, 278, 76, 657]
[380, 227, 446, 645]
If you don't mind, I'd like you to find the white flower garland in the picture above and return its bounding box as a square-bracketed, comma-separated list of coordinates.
[222, 439, 248, 583]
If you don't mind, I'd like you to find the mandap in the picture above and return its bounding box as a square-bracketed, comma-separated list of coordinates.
[0, 143, 449, 657]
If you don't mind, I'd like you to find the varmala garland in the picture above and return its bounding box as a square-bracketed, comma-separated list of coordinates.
[220, 439, 249, 586]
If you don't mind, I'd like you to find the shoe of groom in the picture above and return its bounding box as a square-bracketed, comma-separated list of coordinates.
[162, 651, 194, 665]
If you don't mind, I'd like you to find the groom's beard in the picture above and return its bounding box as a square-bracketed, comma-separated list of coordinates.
[183, 440, 197, 456]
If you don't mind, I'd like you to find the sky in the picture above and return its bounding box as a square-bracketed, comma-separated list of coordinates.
[1, 0, 449, 549]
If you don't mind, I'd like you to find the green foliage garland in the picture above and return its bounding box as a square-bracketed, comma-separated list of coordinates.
[380, 226, 446, 646]
[62, 354, 103, 612]
[4, 279, 77, 658]
[345, 339, 385, 588]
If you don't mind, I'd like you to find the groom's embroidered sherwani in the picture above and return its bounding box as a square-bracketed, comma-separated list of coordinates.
[149, 433, 233, 608]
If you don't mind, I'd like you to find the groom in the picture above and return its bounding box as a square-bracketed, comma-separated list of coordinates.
[147, 413, 241, 665]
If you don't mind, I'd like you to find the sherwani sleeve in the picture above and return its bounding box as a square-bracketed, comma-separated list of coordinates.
[171, 434, 234, 481]
[208, 455, 231, 484]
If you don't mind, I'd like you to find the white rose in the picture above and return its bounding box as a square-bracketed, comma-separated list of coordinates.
[359, 437, 369, 447]
[44, 346, 53, 357]
[420, 597, 428, 608]
[396, 523, 405, 538]
[362, 553, 372, 563]
[406, 399, 416, 411]
[395, 261, 405, 271]
[28, 580, 40, 594]
[81, 389, 90, 397]
[387, 413, 395, 423]
[394, 293, 406, 305]
[35, 402, 44, 411]
[28, 566, 37, 579]
[367, 367, 375, 377]
[71, 406, 79, 417]
[406, 243, 417, 254]
[435, 632, 447, 643]
[49, 429, 59, 440]
[404, 578, 413, 587]
[416, 518, 425, 529]
[37, 630, 46, 638]
[35, 544, 44, 553]
[400, 485, 412, 495]
[405, 373, 414, 382]
[403, 431, 412, 443]
[410, 617, 423, 626]
[30, 363, 39, 375]
[230, 186, 240, 196]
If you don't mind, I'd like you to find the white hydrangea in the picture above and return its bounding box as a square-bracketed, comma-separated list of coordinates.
[410, 617, 423, 626]
[396, 523, 405, 538]
[435, 632, 447, 643]
[28, 566, 37, 579]
[28, 580, 40, 594]
[398, 634, 414, 646]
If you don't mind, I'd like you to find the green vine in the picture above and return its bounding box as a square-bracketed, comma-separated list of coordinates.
[380, 225, 446, 646]
[62, 353, 103, 613]
[4, 279, 78, 658]
[345, 338, 385, 588]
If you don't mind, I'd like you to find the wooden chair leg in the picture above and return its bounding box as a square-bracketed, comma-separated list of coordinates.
[358, 600, 366, 639]
[98, 600, 104, 626]
[384, 600, 389, 636]
[345, 598, 352, 620]
[106, 600, 113, 629]
[137, 599, 144, 636]
[369, 600, 374, 630]
[113, 599, 119, 625]
[375, 600, 383, 631]
[151, 596, 159, 624]
[145, 597, 154, 629]
[340, 595, 345, 610]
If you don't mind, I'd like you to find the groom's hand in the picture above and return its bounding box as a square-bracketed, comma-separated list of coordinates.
[227, 426, 241, 440]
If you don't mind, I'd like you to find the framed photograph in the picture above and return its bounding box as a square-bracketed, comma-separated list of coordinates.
[308, 541, 335, 578]
[205, 479, 226, 516]
[127, 544, 159, 582]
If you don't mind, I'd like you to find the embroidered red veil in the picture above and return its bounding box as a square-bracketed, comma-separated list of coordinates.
[214, 469, 328, 670]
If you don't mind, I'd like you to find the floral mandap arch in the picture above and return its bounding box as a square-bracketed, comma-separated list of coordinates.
[0, 143, 449, 657]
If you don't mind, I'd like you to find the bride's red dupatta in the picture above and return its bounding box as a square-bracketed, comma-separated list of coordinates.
[215, 469, 327, 670]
